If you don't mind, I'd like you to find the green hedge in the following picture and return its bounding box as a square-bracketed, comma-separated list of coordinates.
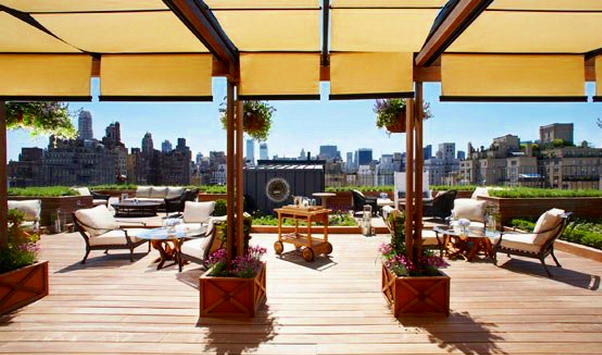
[252, 213, 357, 227]
[490, 187, 602, 198]
[8, 186, 78, 197]
[325, 186, 393, 193]
[510, 218, 602, 251]
[430, 185, 478, 192]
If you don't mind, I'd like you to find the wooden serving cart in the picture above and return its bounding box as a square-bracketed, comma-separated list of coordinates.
[274, 206, 332, 262]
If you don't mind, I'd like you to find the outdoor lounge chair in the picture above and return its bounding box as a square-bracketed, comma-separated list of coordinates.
[164, 188, 200, 216]
[73, 205, 150, 264]
[422, 190, 457, 220]
[73, 187, 111, 207]
[8, 199, 41, 233]
[449, 197, 487, 228]
[176, 201, 217, 271]
[351, 189, 378, 216]
[178, 219, 220, 272]
[492, 208, 571, 277]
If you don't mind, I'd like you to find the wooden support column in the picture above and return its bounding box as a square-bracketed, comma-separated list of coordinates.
[404, 98, 415, 260]
[235, 96, 244, 257]
[0, 101, 7, 248]
[414, 82, 424, 258]
[226, 81, 235, 263]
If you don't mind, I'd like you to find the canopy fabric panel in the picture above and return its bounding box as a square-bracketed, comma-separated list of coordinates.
[329, 52, 413, 100]
[0, 12, 81, 53]
[0, 54, 91, 100]
[0, 0, 167, 12]
[99, 54, 213, 101]
[448, 7, 602, 53]
[239, 53, 320, 100]
[213, 10, 320, 51]
[32, 11, 209, 53]
[595, 56, 602, 102]
[330, 8, 441, 52]
[205, 0, 319, 9]
[332, 0, 447, 8]
[441, 54, 586, 102]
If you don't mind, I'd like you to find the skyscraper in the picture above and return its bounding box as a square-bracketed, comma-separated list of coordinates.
[78, 110, 93, 140]
[259, 143, 268, 160]
[319, 145, 340, 161]
[357, 148, 373, 165]
[161, 140, 173, 153]
[246, 139, 255, 165]
[142, 132, 154, 154]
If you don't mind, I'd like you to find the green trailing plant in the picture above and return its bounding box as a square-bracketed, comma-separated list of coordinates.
[219, 100, 275, 142]
[6, 102, 77, 139]
[0, 209, 40, 273]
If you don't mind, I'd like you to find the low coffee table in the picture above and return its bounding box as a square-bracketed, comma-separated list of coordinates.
[433, 226, 500, 262]
[111, 201, 161, 217]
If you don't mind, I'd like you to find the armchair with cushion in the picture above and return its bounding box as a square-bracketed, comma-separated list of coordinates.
[422, 190, 457, 220]
[73, 187, 110, 207]
[176, 201, 217, 271]
[8, 199, 41, 232]
[73, 205, 150, 264]
[449, 197, 487, 229]
[351, 189, 378, 216]
[492, 208, 571, 277]
[164, 188, 200, 216]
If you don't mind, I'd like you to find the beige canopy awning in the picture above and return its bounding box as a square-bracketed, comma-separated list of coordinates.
[0, 0, 601, 101]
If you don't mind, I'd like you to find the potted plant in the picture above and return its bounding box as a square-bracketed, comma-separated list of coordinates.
[0, 209, 49, 315]
[380, 210, 450, 317]
[199, 244, 267, 317]
[373, 99, 432, 134]
[220, 100, 276, 142]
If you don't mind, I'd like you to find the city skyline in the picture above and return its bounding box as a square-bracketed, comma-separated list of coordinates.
[6, 80, 601, 162]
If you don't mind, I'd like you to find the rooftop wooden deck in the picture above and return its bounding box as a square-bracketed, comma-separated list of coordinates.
[1, 230, 602, 354]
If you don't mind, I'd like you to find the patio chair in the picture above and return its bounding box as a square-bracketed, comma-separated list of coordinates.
[73, 205, 150, 264]
[177, 219, 221, 272]
[492, 208, 571, 277]
[351, 189, 378, 216]
[8, 199, 41, 233]
[422, 190, 457, 221]
[73, 187, 111, 207]
[449, 197, 487, 228]
[164, 187, 199, 216]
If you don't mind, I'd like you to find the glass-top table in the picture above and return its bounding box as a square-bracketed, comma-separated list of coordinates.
[433, 226, 500, 262]
[139, 223, 208, 269]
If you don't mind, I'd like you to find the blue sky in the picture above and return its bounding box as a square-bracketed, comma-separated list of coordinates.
[6, 80, 601, 162]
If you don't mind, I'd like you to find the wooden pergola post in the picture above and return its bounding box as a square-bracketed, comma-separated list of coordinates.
[235, 94, 244, 257]
[226, 81, 235, 263]
[404, 98, 415, 259]
[414, 82, 425, 259]
[0, 101, 7, 249]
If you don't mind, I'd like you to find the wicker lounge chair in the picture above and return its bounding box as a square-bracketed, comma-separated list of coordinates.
[493, 208, 571, 277]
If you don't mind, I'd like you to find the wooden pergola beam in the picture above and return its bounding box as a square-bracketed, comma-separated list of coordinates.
[163, 0, 239, 79]
[415, 0, 492, 67]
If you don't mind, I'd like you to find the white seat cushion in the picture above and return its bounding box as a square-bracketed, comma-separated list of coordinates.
[452, 198, 487, 223]
[73, 187, 91, 196]
[74, 205, 119, 237]
[150, 186, 168, 198]
[422, 229, 442, 246]
[92, 199, 107, 206]
[493, 233, 541, 253]
[166, 186, 185, 199]
[8, 199, 41, 221]
[89, 228, 147, 246]
[471, 187, 489, 200]
[183, 201, 215, 223]
[532, 208, 565, 245]
[136, 186, 152, 198]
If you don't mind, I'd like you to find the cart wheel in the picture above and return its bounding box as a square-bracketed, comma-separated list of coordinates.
[302, 248, 315, 262]
[274, 241, 284, 255]
[325, 242, 333, 255]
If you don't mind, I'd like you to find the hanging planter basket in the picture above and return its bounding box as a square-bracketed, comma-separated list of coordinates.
[385, 110, 406, 133]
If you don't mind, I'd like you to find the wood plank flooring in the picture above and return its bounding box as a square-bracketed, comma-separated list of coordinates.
[1, 230, 601, 354]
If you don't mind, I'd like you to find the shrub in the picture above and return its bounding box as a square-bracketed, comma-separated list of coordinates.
[213, 199, 227, 217]
[8, 186, 77, 197]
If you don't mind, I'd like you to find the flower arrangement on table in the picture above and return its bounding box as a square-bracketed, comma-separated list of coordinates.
[451, 217, 471, 235]
[381, 210, 448, 277]
[0, 209, 40, 273]
[205, 245, 267, 278]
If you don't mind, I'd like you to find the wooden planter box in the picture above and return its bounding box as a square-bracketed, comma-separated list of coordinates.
[197, 193, 227, 203]
[199, 262, 266, 317]
[381, 264, 449, 317]
[0, 261, 49, 315]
